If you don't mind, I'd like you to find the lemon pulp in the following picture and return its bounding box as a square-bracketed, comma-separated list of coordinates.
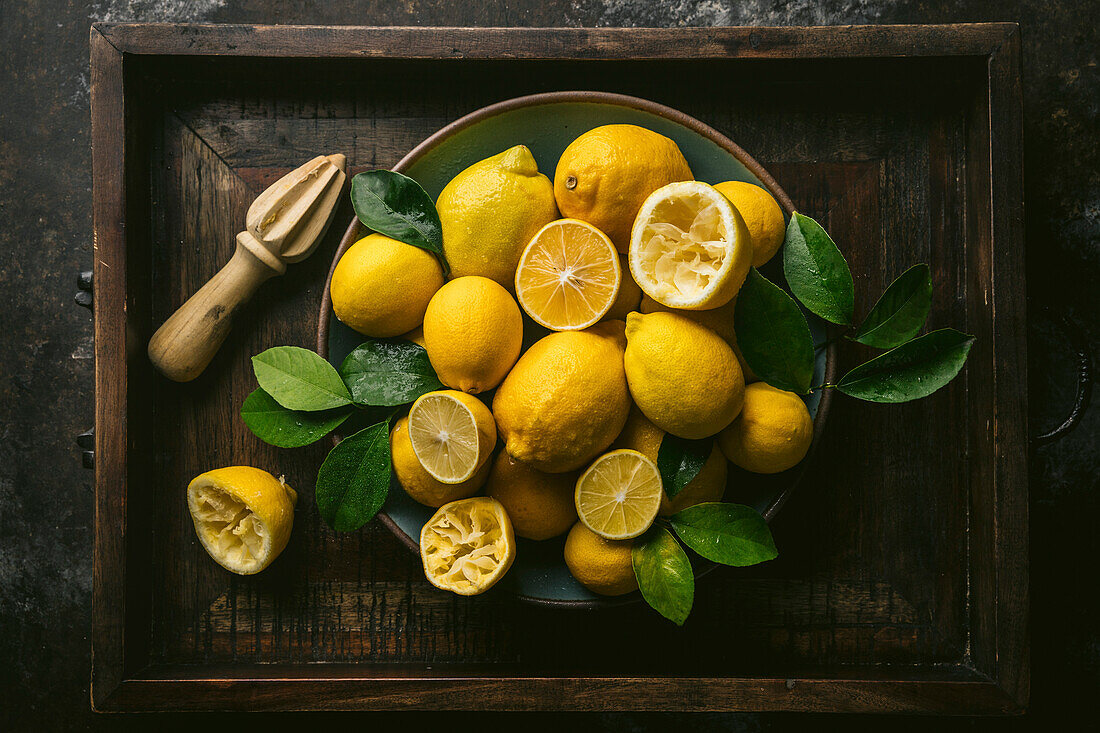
[420, 497, 516, 595]
[186, 466, 297, 575]
[629, 181, 750, 310]
[408, 390, 495, 484]
[515, 219, 621, 331]
[575, 449, 663, 540]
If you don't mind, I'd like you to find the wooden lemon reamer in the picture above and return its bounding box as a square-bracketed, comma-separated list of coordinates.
[148, 154, 347, 382]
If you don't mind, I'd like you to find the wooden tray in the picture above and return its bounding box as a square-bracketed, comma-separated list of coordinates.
[90, 23, 1027, 714]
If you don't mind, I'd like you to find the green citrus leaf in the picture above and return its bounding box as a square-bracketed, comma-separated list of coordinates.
[339, 339, 443, 407]
[733, 268, 815, 394]
[783, 212, 855, 325]
[252, 346, 353, 411]
[850, 264, 933, 349]
[632, 526, 694, 626]
[315, 419, 392, 532]
[670, 503, 778, 567]
[350, 170, 448, 274]
[837, 328, 975, 403]
[656, 434, 712, 499]
[240, 388, 352, 448]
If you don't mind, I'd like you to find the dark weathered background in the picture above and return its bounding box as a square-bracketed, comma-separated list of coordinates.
[1, 1, 1095, 730]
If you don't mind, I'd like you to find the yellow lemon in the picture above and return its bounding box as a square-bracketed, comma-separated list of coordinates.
[563, 521, 638, 596]
[423, 276, 523, 394]
[485, 453, 578, 540]
[624, 311, 745, 439]
[493, 321, 630, 473]
[420, 497, 515, 596]
[714, 180, 786, 267]
[554, 124, 693, 251]
[639, 295, 756, 382]
[613, 406, 728, 515]
[718, 382, 813, 474]
[391, 416, 490, 508]
[515, 219, 621, 331]
[186, 466, 297, 575]
[330, 233, 444, 337]
[437, 145, 559, 288]
[575, 448, 663, 540]
[408, 390, 496, 484]
[399, 325, 425, 348]
[603, 256, 642, 321]
[629, 181, 752, 310]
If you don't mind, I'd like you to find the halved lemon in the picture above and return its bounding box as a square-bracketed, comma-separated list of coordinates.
[408, 390, 496, 484]
[515, 218, 621, 330]
[575, 449, 663, 540]
[186, 466, 297, 575]
[629, 180, 752, 310]
[420, 496, 516, 595]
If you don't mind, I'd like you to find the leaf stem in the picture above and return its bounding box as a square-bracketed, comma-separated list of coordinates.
[814, 331, 849, 352]
[809, 382, 838, 393]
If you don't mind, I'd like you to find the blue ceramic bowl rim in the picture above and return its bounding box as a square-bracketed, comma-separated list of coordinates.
[317, 90, 838, 609]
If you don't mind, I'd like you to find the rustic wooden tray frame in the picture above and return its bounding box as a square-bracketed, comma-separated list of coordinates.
[90, 23, 1026, 714]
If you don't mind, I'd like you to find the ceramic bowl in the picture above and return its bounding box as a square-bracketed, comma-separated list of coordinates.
[318, 91, 836, 607]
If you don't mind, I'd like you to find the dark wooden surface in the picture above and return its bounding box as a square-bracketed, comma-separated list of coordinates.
[2, 2, 1096, 731]
[85, 24, 1025, 714]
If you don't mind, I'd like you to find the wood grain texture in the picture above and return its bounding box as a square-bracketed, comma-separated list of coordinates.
[90, 24, 1027, 714]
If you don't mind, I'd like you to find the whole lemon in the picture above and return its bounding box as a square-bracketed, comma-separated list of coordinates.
[555, 125, 693, 251]
[718, 382, 813, 474]
[485, 453, 578, 540]
[613, 406, 728, 515]
[330, 233, 444, 337]
[423, 276, 523, 394]
[493, 321, 630, 473]
[563, 522, 638, 596]
[714, 180, 786, 267]
[390, 416, 490, 508]
[639, 295, 756, 382]
[437, 145, 559, 288]
[603, 256, 642, 322]
[624, 311, 745, 439]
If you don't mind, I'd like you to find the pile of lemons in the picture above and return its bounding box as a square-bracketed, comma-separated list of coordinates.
[331, 124, 813, 597]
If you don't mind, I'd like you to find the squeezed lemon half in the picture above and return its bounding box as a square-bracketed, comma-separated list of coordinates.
[629, 180, 751, 310]
[186, 466, 297, 575]
[515, 218, 621, 331]
[408, 390, 496, 484]
[420, 497, 516, 595]
[575, 449, 663, 540]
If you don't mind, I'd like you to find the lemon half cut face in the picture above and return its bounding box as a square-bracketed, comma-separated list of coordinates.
[186, 466, 297, 575]
[629, 181, 752, 310]
[574, 449, 663, 540]
[420, 497, 516, 596]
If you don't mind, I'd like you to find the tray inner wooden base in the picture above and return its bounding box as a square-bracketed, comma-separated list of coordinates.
[109, 49, 1011, 708]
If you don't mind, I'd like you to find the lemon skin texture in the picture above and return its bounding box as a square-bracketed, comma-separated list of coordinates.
[329, 233, 444, 338]
[186, 466, 297, 575]
[613, 406, 727, 515]
[555, 125, 693, 252]
[639, 295, 756, 382]
[486, 452, 579, 540]
[423, 276, 524, 394]
[390, 416, 490, 507]
[714, 180, 786, 267]
[493, 321, 630, 473]
[563, 522, 638, 596]
[718, 382, 813, 474]
[624, 311, 745, 439]
[437, 145, 559, 289]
